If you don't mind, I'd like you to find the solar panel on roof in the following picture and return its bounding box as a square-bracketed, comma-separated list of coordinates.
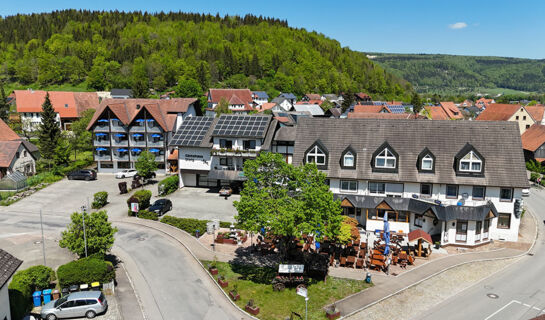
[212, 115, 270, 138]
[170, 117, 214, 147]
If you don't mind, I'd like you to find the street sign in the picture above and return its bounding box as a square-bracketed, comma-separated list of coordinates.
[131, 202, 139, 213]
[296, 286, 307, 298]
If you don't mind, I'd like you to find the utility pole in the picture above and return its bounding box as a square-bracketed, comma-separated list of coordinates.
[82, 205, 88, 258]
[39, 209, 46, 266]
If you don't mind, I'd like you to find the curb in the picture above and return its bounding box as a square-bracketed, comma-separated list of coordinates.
[114, 219, 257, 320]
[339, 207, 539, 319]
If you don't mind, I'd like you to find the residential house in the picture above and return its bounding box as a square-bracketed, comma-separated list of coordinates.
[321, 94, 343, 106]
[297, 99, 323, 106]
[271, 97, 293, 112]
[464, 105, 482, 118]
[15, 90, 99, 130]
[205, 89, 254, 116]
[476, 104, 539, 134]
[521, 124, 545, 163]
[276, 93, 297, 105]
[252, 91, 269, 106]
[302, 93, 321, 101]
[293, 118, 527, 246]
[324, 107, 343, 118]
[460, 100, 473, 108]
[0, 119, 38, 178]
[475, 98, 495, 110]
[424, 106, 449, 120]
[439, 102, 464, 120]
[110, 89, 133, 99]
[353, 105, 392, 114]
[172, 115, 276, 188]
[87, 98, 198, 173]
[272, 126, 296, 164]
[355, 92, 372, 104]
[292, 104, 325, 117]
[0, 249, 23, 320]
[385, 102, 409, 114]
[347, 113, 423, 120]
[256, 102, 283, 113]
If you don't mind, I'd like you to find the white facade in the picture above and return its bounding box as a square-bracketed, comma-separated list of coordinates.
[0, 284, 11, 320]
[21, 112, 61, 131]
[8, 143, 36, 176]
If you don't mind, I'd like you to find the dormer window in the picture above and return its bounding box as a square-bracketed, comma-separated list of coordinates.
[344, 152, 354, 167]
[306, 145, 326, 165]
[375, 148, 396, 168]
[460, 151, 482, 172]
[340, 146, 357, 169]
[421, 155, 433, 170]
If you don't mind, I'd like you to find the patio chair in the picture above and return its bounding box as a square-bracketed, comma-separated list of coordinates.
[356, 258, 364, 269]
[340, 257, 347, 267]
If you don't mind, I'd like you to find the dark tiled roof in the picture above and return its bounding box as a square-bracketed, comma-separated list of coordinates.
[274, 126, 297, 142]
[111, 89, 133, 97]
[0, 249, 22, 288]
[294, 118, 528, 188]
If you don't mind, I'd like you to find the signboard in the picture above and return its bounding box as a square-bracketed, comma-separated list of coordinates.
[296, 286, 307, 298]
[131, 202, 139, 213]
[185, 154, 204, 159]
[278, 264, 304, 273]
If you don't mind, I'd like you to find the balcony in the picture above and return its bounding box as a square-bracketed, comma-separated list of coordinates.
[129, 122, 146, 132]
[112, 151, 129, 161]
[94, 139, 110, 147]
[94, 149, 112, 161]
[211, 148, 258, 157]
[94, 120, 110, 132]
[111, 136, 129, 147]
[148, 135, 165, 147]
[146, 120, 162, 133]
[148, 148, 165, 162]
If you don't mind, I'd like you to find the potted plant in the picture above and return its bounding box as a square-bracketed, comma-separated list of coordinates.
[325, 303, 341, 319]
[229, 284, 240, 301]
[245, 299, 260, 315]
[217, 275, 228, 288]
[434, 241, 441, 249]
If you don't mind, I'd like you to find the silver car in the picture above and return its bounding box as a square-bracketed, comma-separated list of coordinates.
[40, 291, 107, 320]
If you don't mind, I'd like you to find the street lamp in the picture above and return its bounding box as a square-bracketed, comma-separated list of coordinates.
[81, 205, 88, 258]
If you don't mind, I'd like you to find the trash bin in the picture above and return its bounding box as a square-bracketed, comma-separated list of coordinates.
[365, 272, 372, 284]
[61, 287, 69, 296]
[32, 291, 42, 307]
[52, 289, 60, 300]
[80, 283, 89, 291]
[91, 282, 100, 290]
[42, 289, 52, 304]
[69, 284, 79, 292]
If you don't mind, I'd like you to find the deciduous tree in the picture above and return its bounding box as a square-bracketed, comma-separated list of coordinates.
[135, 150, 158, 179]
[215, 97, 232, 117]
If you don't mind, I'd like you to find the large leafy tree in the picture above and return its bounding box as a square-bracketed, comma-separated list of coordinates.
[69, 108, 95, 158]
[59, 210, 118, 257]
[214, 97, 232, 117]
[234, 152, 343, 258]
[38, 93, 61, 161]
[135, 150, 158, 179]
[0, 81, 10, 122]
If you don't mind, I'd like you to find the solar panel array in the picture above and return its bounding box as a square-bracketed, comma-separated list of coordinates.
[171, 117, 214, 147]
[388, 105, 406, 114]
[212, 115, 270, 138]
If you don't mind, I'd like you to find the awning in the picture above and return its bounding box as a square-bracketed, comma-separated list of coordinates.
[135, 119, 145, 122]
[97, 119, 108, 123]
[151, 134, 162, 138]
[96, 147, 107, 151]
[118, 149, 128, 152]
[95, 133, 107, 136]
[132, 133, 143, 137]
[115, 133, 125, 137]
[111, 118, 119, 121]
[149, 148, 160, 152]
[208, 170, 247, 181]
[131, 148, 142, 152]
[146, 119, 155, 122]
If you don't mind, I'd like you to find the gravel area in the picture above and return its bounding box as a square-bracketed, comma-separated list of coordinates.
[346, 257, 521, 320]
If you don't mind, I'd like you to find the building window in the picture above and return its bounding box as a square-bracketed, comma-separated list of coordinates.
[472, 186, 486, 200]
[483, 219, 490, 239]
[220, 139, 233, 149]
[460, 151, 482, 172]
[475, 221, 482, 242]
[500, 188, 513, 202]
[24, 151, 27, 157]
[421, 155, 433, 170]
[340, 180, 358, 192]
[375, 148, 396, 168]
[118, 162, 131, 169]
[414, 214, 423, 227]
[446, 185, 458, 198]
[243, 140, 256, 150]
[497, 213, 511, 229]
[15, 152, 19, 158]
[455, 220, 468, 242]
[526, 124, 530, 129]
[523, 116, 527, 120]
[420, 183, 432, 197]
[343, 152, 355, 167]
[306, 145, 326, 165]
[219, 157, 233, 167]
[100, 162, 114, 169]
[516, 116, 519, 120]
[369, 182, 385, 194]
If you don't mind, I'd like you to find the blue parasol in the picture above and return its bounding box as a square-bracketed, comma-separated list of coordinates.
[383, 212, 390, 255]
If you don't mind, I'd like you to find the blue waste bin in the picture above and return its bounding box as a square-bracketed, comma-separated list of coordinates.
[32, 291, 42, 307]
[42, 289, 52, 304]
[365, 272, 372, 284]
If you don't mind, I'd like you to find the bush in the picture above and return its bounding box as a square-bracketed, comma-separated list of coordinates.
[540, 179, 545, 187]
[8, 265, 55, 319]
[158, 175, 179, 196]
[138, 210, 158, 221]
[161, 215, 208, 237]
[530, 172, 540, 182]
[57, 255, 115, 288]
[127, 189, 152, 211]
[92, 191, 108, 209]
[27, 171, 63, 187]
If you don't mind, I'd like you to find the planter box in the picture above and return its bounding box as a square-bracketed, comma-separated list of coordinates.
[209, 267, 218, 275]
[218, 278, 229, 288]
[229, 291, 240, 301]
[223, 238, 236, 245]
[215, 238, 224, 244]
[245, 305, 260, 315]
[326, 311, 341, 320]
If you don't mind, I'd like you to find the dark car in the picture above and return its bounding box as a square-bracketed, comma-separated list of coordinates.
[67, 169, 97, 181]
[148, 199, 172, 216]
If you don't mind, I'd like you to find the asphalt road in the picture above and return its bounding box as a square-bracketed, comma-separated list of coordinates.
[417, 185, 545, 320]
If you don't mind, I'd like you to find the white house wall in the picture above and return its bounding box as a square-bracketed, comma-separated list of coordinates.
[0, 284, 11, 320]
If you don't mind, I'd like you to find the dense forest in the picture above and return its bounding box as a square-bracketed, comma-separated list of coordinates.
[370, 53, 545, 95]
[0, 10, 411, 100]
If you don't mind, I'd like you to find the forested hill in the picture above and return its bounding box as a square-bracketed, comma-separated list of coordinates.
[369, 53, 545, 95]
[0, 10, 411, 99]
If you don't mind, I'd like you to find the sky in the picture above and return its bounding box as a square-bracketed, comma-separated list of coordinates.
[1, 0, 544, 59]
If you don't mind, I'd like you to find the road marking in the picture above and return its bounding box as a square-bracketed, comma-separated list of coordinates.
[484, 300, 545, 319]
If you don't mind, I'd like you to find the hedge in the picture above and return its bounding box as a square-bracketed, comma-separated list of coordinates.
[138, 210, 158, 221]
[161, 216, 208, 237]
[8, 265, 55, 319]
[158, 175, 179, 196]
[530, 172, 540, 182]
[127, 189, 152, 216]
[57, 255, 115, 288]
[92, 191, 108, 209]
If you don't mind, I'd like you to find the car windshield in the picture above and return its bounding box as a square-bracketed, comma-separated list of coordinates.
[154, 200, 165, 205]
[54, 296, 68, 307]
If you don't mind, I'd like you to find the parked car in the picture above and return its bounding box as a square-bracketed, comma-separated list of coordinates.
[41, 291, 107, 320]
[522, 188, 530, 197]
[67, 169, 97, 181]
[115, 169, 138, 179]
[219, 186, 232, 197]
[148, 199, 172, 216]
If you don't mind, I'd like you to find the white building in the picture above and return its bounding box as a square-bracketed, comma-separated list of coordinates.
[251, 91, 269, 106]
[293, 118, 528, 247]
[205, 89, 255, 117]
[0, 249, 23, 320]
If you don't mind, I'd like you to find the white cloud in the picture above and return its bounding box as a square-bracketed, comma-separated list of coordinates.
[449, 22, 468, 30]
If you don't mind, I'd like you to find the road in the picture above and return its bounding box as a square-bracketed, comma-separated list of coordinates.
[0, 175, 241, 320]
[417, 186, 545, 320]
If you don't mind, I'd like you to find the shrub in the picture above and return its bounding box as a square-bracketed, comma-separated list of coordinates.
[541, 179, 545, 187]
[57, 255, 115, 288]
[127, 189, 152, 211]
[161, 215, 208, 237]
[8, 265, 55, 319]
[530, 172, 540, 182]
[138, 210, 158, 221]
[92, 191, 108, 209]
[158, 175, 179, 196]
[27, 171, 63, 187]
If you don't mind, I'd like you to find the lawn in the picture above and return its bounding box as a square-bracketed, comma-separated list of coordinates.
[203, 260, 372, 319]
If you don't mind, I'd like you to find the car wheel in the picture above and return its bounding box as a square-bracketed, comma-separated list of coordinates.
[121, 175, 125, 178]
[85, 176, 91, 181]
[85, 310, 96, 319]
[46, 314, 57, 320]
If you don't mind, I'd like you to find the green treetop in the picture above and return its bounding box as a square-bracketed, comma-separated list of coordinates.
[38, 93, 61, 161]
[135, 150, 158, 179]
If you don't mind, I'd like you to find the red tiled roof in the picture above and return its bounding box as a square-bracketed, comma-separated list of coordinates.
[476, 104, 521, 121]
[15, 90, 99, 118]
[521, 124, 545, 151]
[207, 89, 253, 108]
[535, 158, 545, 163]
[168, 149, 178, 160]
[0, 141, 24, 167]
[304, 93, 321, 100]
[0, 119, 21, 141]
[440, 102, 464, 120]
[408, 229, 433, 244]
[258, 103, 277, 112]
[166, 114, 177, 131]
[355, 92, 371, 100]
[526, 105, 545, 122]
[274, 116, 290, 123]
[229, 95, 245, 105]
[296, 100, 323, 106]
[425, 106, 449, 120]
[353, 105, 391, 113]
